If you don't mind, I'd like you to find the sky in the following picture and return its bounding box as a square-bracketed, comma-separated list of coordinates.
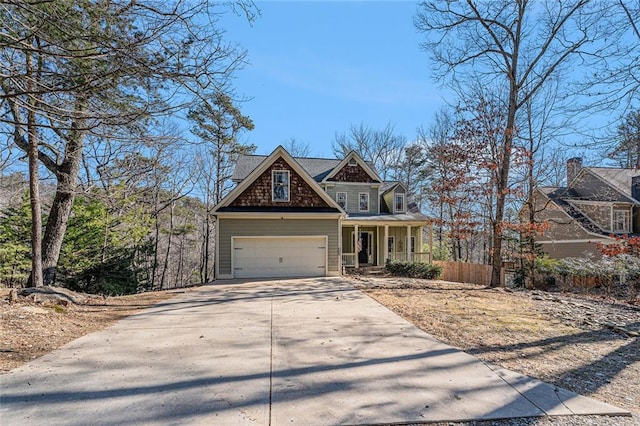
[218, 1, 443, 158]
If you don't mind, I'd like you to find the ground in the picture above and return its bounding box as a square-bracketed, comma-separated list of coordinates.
[1, 279, 639, 426]
[352, 276, 640, 426]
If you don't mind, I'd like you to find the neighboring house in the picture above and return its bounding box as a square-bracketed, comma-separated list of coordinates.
[534, 158, 640, 259]
[212, 146, 431, 279]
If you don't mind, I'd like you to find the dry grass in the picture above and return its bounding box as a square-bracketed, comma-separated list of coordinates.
[354, 276, 640, 417]
[0, 288, 179, 373]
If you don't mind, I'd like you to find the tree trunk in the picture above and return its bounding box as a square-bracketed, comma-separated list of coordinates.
[26, 46, 43, 288]
[160, 201, 175, 289]
[490, 95, 517, 288]
[41, 140, 83, 285]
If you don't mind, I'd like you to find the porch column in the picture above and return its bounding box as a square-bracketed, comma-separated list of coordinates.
[418, 225, 423, 262]
[406, 225, 411, 262]
[429, 223, 434, 264]
[383, 225, 389, 264]
[354, 224, 359, 269]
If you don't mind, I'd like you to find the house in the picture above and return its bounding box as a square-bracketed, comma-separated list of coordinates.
[534, 157, 640, 259]
[212, 146, 432, 279]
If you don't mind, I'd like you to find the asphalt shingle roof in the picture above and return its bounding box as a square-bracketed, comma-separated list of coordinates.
[232, 155, 341, 182]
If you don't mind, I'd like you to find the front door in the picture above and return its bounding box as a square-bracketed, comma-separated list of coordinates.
[357, 232, 372, 264]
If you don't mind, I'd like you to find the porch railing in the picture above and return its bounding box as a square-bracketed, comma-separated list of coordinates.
[342, 253, 356, 267]
[343, 252, 432, 268]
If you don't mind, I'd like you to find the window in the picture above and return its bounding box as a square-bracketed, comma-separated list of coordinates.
[348, 158, 357, 167]
[359, 192, 369, 212]
[394, 194, 405, 213]
[407, 236, 416, 252]
[387, 236, 394, 254]
[336, 192, 347, 209]
[272, 170, 289, 202]
[613, 209, 630, 233]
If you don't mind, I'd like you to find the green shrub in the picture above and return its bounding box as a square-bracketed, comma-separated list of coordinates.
[385, 260, 442, 279]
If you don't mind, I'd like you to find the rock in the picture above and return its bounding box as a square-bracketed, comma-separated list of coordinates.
[19, 286, 88, 305]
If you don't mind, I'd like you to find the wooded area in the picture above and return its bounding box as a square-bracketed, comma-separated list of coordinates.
[1, 1, 640, 294]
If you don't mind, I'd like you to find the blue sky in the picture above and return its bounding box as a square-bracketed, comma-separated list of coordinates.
[219, 1, 443, 157]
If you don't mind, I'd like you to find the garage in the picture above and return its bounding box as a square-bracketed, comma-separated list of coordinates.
[232, 236, 327, 278]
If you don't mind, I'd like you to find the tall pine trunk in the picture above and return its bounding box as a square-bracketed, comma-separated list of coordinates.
[26, 43, 43, 288]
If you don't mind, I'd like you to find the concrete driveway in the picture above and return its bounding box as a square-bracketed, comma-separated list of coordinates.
[0, 277, 628, 425]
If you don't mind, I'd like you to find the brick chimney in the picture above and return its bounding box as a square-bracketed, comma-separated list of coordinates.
[632, 175, 640, 201]
[566, 157, 582, 185]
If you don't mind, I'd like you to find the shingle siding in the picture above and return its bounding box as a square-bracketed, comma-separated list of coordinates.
[231, 156, 331, 208]
[329, 163, 377, 183]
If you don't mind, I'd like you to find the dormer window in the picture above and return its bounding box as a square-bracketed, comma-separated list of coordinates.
[272, 170, 289, 202]
[394, 194, 405, 213]
[612, 209, 630, 233]
[348, 158, 357, 167]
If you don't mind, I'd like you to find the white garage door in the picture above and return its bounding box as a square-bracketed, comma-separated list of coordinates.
[233, 236, 327, 278]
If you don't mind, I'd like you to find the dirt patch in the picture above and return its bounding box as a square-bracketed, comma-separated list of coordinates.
[0, 287, 184, 373]
[352, 276, 640, 425]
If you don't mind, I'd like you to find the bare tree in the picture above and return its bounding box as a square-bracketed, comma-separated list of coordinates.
[332, 122, 405, 180]
[0, 1, 255, 286]
[415, 0, 620, 286]
[283, 137, 312, 157]
[607, 109, 640, 168]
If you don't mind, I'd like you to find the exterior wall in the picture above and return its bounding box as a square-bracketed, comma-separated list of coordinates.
[382, 191, 392, 212]
[217, 218, 340, 277]
[329, 163, 377, 183]
[231, 156, 330, 208]
[570, 201, 610, 230]
[539, 241, 605, 259]
[385, 226, 420, 253]
[535, 196, 593, 242]
[325, 184, 379, 214]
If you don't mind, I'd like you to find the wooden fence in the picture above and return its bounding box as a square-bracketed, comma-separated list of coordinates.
[433, 261, 505, 287]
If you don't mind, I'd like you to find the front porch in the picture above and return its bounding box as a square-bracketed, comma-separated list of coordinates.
[340, 222, 432, 269]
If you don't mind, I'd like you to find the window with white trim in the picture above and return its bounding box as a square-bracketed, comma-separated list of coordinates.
[359, 192, 369, 212]
[336, 192, 347, 209]
[272, 170, 289, 202]
[613, 209, 631, 233]
[387, 236, 394, 254]
[394, 193, 405, 213]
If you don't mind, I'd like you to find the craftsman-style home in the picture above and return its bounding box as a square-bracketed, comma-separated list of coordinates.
[212, 146, 431, 279]
[534, 158, 640, 259]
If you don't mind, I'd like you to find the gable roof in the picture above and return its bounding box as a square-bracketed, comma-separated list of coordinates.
[321, 151, 382, 183]
[232, 155, 341, 183]
[214, 146, 344, 213]
[380, 181, 407, 195]
[588, 167, 640, 202]
[567, 167, 639, 204]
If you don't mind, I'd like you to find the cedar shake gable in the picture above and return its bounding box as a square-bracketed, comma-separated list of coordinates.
[323, 151, 382, 184]
[230, 156, 332, 208]
[328, 162, 378, 183]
